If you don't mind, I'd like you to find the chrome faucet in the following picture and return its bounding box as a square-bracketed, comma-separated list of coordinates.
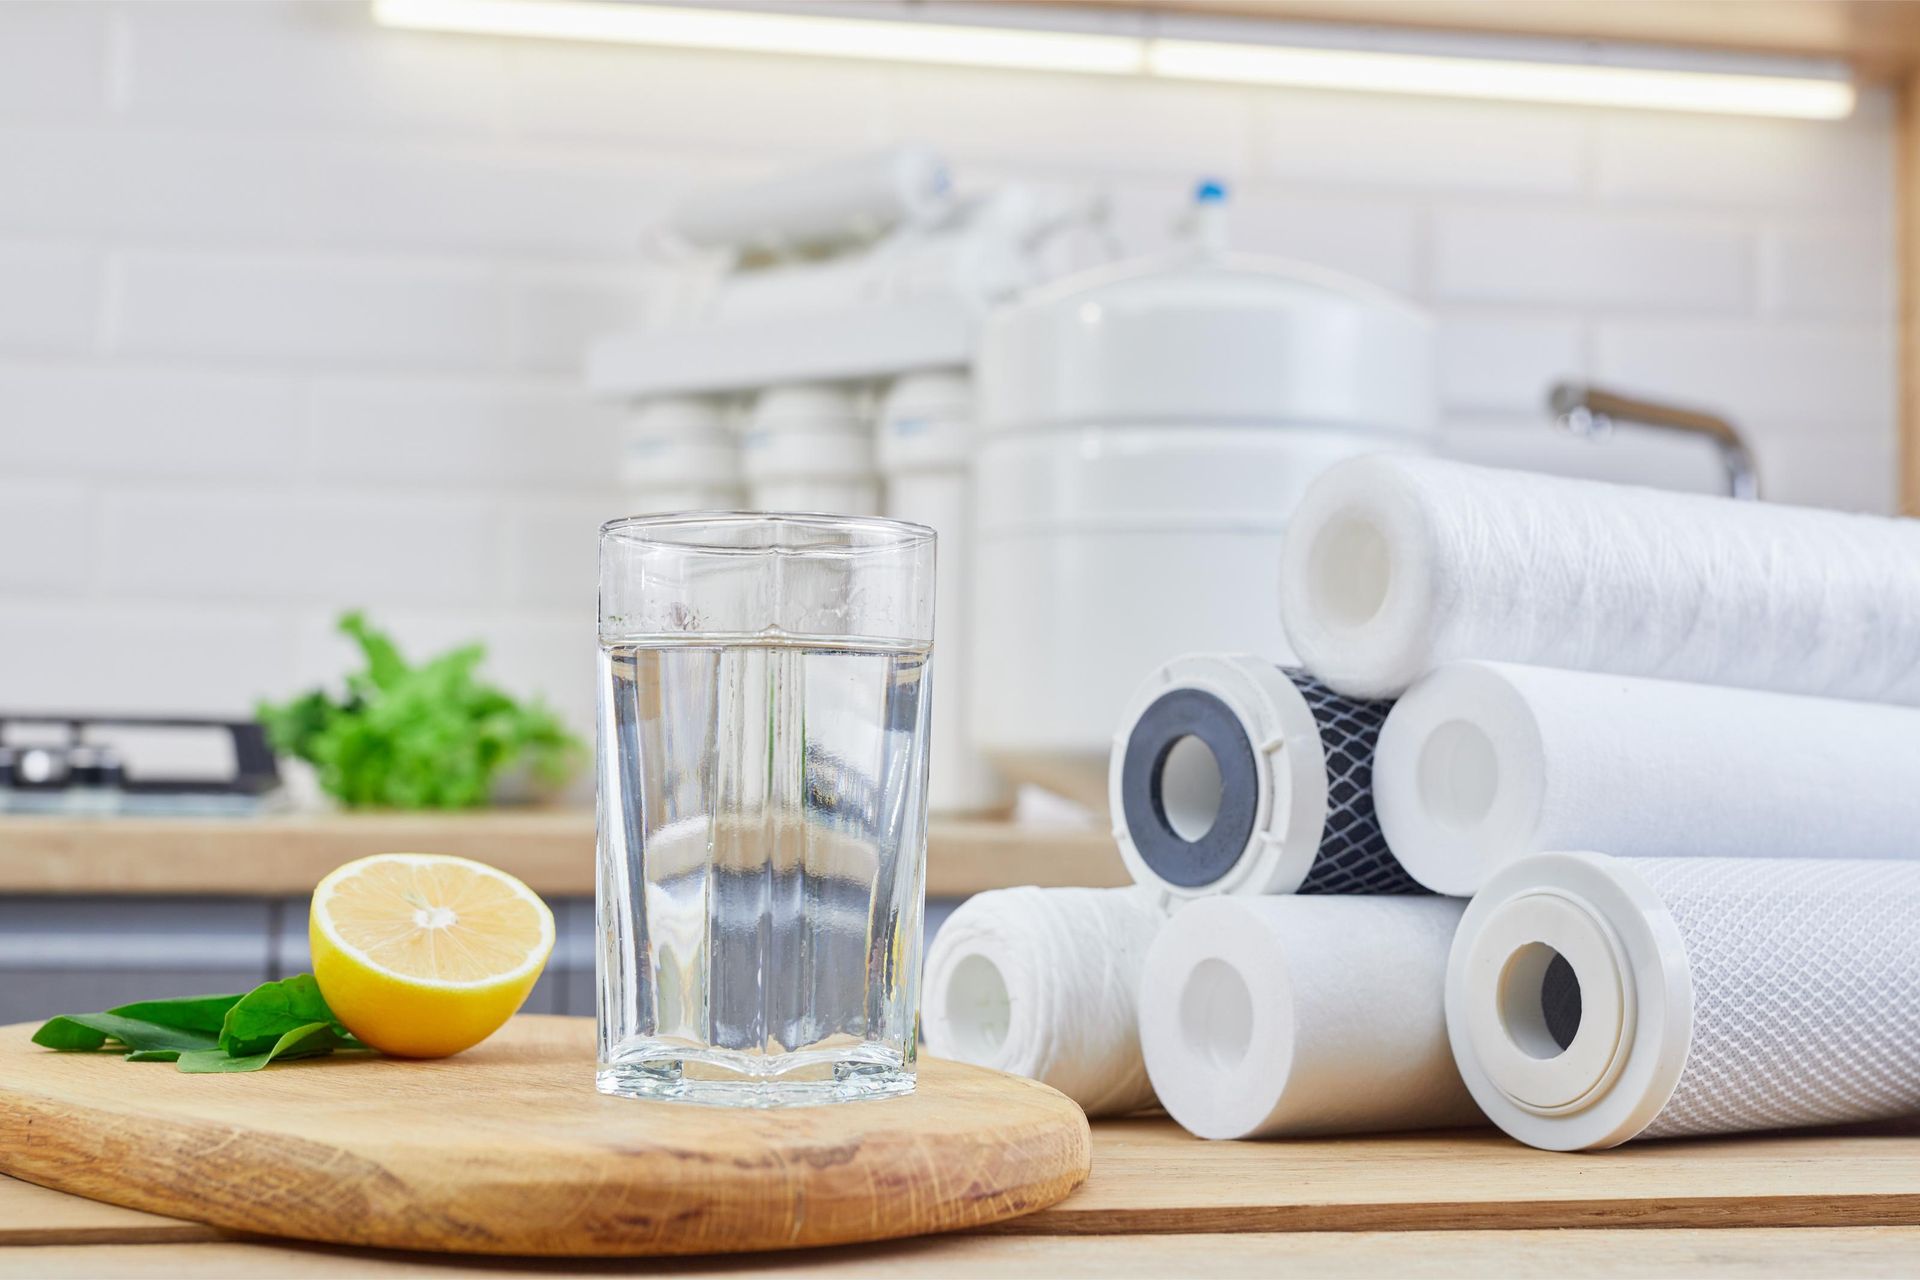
[1548, 382, 1758, 500]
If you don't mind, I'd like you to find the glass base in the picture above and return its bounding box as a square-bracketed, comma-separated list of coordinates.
[597, 1047, 916, 1107]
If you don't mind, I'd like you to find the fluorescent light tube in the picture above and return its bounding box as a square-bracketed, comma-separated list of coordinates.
[1148, 39, 1856, 120]
[373, 0, 1856, 122]
[373, 0, 1145, 74]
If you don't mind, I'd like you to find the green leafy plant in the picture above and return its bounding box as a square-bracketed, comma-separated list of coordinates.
[256, 611, 584, 810]
[32, 975, 364, 1073]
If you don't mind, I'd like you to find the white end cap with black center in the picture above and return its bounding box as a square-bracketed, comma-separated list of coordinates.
[1109, 654, 1332, 898]
[1446, 851, 1695, 1151]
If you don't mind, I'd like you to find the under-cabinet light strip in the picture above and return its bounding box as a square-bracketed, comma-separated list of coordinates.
[371, 0, 1857, 120]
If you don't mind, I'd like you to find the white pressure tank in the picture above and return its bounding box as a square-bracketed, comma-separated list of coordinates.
[971, 198, 1436, 806]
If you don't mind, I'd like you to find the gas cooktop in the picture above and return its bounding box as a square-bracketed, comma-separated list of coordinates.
[0, 714, 283, 817]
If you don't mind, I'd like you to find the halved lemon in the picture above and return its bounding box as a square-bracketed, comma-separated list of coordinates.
[310, 852, 555, 1058]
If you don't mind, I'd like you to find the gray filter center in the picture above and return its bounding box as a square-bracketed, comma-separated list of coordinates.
[1120, 688, 1261, 888]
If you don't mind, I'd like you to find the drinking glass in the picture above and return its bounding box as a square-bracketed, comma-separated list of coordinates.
[596, 513, 936, 1105]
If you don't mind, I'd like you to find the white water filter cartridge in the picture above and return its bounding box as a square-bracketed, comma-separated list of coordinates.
[742, 383, 881, 516]
[923, 886, 1168, 1116]
[1448, 853, 1920, 1151]
[1278, 454, 1920, 702]
[1373, 662, 1920, 895]
[1139, 895, 1482, 1139]
[1111, 654, 1420, 897]
[620, 396, 743, 513]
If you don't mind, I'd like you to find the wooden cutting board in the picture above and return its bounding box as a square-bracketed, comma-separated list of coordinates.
[0, 1016, 1090, 1257]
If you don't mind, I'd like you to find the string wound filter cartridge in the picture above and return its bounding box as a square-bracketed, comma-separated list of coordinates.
[923, 886, 1168, 1116]
[1110, 654, 1420, 898]
[1373, 661, 1920, 895]
[1140, 895, 1482, 1139]
[1277, 454, 1920, 702]
[1449, 854, 1920, 1151]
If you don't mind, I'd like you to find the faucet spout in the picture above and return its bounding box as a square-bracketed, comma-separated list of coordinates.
[1548, 382, 1758, 500]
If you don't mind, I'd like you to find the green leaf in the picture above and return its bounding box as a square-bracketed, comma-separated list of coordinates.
[31, 1016, 110, 1052]
[254, 689, 338, 762]
[217, 974, 342, 1057]
[177, 1023, 347, 1074]
[36, 993, 246, 1057]
[107, 993, 244, 1036]
[339, 611, 410, 694]
[32, 1012, 220, 1055]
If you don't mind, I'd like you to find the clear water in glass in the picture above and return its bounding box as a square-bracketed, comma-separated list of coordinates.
[596, 632, 931, 1105]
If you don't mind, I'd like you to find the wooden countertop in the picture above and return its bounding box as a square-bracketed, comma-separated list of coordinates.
[10, 1222, 1920, 1279]
[0, 812, 1128, 898]
[5, 1117, 1919, 1276]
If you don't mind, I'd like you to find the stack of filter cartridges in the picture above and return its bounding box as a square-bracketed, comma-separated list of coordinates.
[924, 453, 1920, 1152]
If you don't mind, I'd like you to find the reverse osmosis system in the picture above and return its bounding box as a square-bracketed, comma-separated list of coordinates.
[590, 146, 1445, 816]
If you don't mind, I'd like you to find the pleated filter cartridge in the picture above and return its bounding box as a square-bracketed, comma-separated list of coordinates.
[1448, 854, 1920, 1151]
[1110, 654, 1420, 898]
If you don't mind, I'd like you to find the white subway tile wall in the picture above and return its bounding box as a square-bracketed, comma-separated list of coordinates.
[0, 243, 102, 357]
[111, 250, 511, 371]
[1432, 207, 1755, 309]
[0, 1, 1897, 729]
[0, 481, 93, 593]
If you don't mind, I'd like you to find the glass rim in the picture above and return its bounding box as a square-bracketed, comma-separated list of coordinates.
[599, 510, 936, 555]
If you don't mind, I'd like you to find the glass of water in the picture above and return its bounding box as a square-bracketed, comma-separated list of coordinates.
[596, 513, 936, 1105]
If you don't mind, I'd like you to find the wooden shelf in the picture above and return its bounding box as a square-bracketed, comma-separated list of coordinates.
[1024, 1114, 1920, 1235]
[0, 812, 1126, 899]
